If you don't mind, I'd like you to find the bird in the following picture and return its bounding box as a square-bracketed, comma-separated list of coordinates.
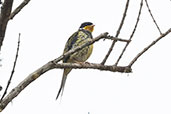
[56, 22, 95, 100]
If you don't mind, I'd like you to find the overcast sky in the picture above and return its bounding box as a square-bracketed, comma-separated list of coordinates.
[0, 0, 171, 114]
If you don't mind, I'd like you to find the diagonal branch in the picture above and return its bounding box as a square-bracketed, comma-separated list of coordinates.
[145, 0, 162, 35]
[53, 32, 108, 63]
[9, 0, 31, 20]
[53, 33, 129, 64]
[0, 0, 14, 51]
[52, 63, 132, 73]
[0, 33, 21, 102]
[114, 0, 143, 66]
[128, 28, 171, 67]
[0, 32, 129, 112]
[101, 0, 130, 65]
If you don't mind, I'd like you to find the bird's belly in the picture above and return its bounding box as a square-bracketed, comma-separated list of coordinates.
[71, 44, 93, 62]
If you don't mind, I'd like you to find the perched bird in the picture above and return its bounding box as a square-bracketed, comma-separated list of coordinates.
[56, 22, 95, 100]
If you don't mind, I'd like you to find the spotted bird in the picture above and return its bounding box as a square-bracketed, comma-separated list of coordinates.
[56, 22, 95, 100]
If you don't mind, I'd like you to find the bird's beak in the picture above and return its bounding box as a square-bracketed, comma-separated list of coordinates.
[91, 25, 95, 32]
[91, 25, 95, 29]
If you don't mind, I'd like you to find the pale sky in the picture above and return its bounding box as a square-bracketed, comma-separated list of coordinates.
[0, 0, 171, 114]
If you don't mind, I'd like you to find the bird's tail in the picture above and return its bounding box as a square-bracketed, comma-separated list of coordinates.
[56, 68, 72, 100]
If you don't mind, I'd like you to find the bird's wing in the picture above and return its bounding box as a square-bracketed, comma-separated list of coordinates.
[63, 31, 78, 63]
[56, 31, 78, 100]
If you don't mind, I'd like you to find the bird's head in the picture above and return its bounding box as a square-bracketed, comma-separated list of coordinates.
[79, 22, 95, 32]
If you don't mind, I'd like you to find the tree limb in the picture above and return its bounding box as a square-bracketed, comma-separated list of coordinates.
[0, 0, 14, 51]
[128, 28, 171, 67]
[0, 0, 31, 51]
[52, 63, 132, 73]
[0, 32, 129, 112]
[0, 61, 131, 112]
[9, 0, 31, 20]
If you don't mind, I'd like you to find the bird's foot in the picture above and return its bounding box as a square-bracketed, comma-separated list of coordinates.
[84, 61, 91, 65]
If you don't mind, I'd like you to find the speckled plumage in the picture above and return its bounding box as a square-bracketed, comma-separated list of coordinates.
[56, 22, 94, 100]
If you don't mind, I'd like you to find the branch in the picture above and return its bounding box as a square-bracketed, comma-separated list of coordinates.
[0, 0, 14, 51]
[52, 63, 132, 73]
[101, 0, 130, 65]
[128, 28, 171, 67]
[145, 0, 162, 35]
[0, 61, 132, 112]
[53, 33, 128, 64]
[105, 36, 130, 43]
[0, 61, 54, 112]
[0, 33, 21, 102]
[114, 0, 143, 66]
[53, 32, 108, 64]
[9, 0, 31, 20]
[0, 32, 129, 112]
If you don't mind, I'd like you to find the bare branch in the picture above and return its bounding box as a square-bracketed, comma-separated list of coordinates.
[0, 61, 54, 112]
[0, 61, 131, 112]
[145, 0, 162, 35]
[105, 36, 130, 43]
[52, 63, 132, 73]
[53, 33, 128, 64]
[114, 0, 143, 66]
[9, 0, 30, 20]
[0, 0, 14, 50]
[128, 28, 171, 67]
[101, 0, 130, 65]
[0, 33, 21, 102]
[0, 32, 130, 112]
[53, 32, 108, 64]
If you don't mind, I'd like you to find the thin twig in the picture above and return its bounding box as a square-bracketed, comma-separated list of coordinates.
[101, 0, 130, 65]
[114, 0, 143, 66]
[0, 33, 21, 102]
[145, 0, 162, 35]
[105, 36, 130, 43]
[9, 0, 30, 20]
[128, 28, 171, 67]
